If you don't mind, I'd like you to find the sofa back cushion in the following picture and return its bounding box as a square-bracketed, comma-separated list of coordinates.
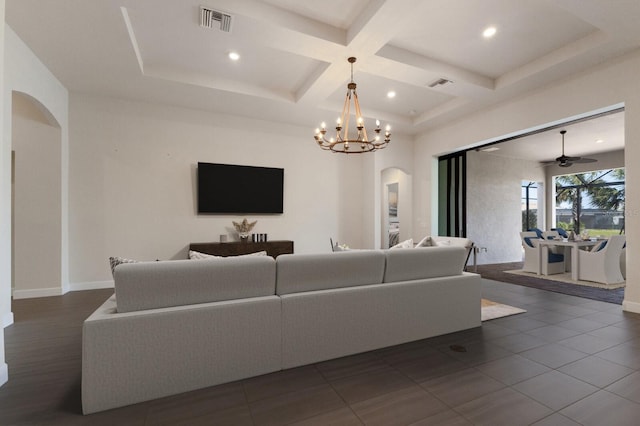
[383, 246, 466, 283]
[115, 257, 276, 313]
[276, 251, 385, 295]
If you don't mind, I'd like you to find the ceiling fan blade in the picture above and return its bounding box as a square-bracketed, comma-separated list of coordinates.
[573, 157, 597, 163]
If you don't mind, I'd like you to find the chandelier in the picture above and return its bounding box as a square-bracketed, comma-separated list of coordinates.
[314, 57, 391, 154]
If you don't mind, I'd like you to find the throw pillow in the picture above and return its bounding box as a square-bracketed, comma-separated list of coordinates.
[333, 243, 351, 252]
[109, 256, 139, 277]
[243, 250, 268, 257]
[390, 238, 413, 249]
[189, 250, 220, 260]
[415, 236, 433, 247]
[189, 250, 268, 260]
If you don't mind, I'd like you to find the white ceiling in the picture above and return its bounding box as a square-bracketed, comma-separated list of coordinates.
[478, 109, 625, 163]
[5, 0, 639, 152]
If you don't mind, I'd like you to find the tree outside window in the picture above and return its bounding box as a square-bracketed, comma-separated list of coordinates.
[555, 168, 625, 236]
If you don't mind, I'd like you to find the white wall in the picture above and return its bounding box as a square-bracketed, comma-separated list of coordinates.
[414, 48, 640, 312]
[0, 0, 7, 388]
[2, 23, 68, 387]
[3, 25, 69, 303]
[467, 151, 545, 264]
[11, 92, 62, 298]
[68, 94, 365, 287]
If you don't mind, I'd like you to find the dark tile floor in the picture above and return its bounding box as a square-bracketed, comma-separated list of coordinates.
[3, 280, 640, 425]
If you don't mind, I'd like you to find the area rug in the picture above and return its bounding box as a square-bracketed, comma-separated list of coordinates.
[505, 269, 626, 290]
[481, 299, 526, 321]
[475, 262, 624, 305]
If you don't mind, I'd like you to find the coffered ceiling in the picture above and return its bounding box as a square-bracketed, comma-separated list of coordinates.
[6, 0, 640, 138]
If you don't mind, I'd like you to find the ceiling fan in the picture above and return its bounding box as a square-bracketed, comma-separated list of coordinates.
[544, 130, 597, 167]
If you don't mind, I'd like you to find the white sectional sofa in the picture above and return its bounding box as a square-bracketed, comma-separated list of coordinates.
[82, 246, 481, 414]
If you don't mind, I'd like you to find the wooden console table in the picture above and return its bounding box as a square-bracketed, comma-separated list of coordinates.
[189, 240, 294, 259]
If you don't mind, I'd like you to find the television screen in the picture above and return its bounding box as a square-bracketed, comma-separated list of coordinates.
[197, 162, 284, 214]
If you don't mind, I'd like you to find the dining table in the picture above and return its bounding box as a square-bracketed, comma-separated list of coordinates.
[537, 238, 600, 281]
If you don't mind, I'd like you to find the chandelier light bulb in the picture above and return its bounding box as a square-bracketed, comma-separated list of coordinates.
[376, 119, 380, 127]
[337, 118, 341, 125]
[321, 122, 326, 130]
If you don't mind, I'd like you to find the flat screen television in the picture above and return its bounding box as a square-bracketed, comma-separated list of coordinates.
[197, 162, 284, 214]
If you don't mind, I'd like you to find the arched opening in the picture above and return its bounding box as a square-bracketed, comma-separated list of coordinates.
[381, 167, 412, 248]
[11, 91, 62, 298]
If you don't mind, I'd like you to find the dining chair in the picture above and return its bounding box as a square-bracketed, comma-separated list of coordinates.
[520, 231, 565, 275]
[577, 235, 626, 285]
[551, 228, 569, 238]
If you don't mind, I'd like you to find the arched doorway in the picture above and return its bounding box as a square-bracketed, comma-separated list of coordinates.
[381, 167, 412, 248]
[11, 91, 62, 298]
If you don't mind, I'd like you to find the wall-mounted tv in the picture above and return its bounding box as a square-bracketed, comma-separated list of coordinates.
[197, 162, 284, 214]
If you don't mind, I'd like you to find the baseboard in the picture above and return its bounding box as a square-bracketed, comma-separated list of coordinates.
[0, 363, 7, 388]
[12, 287, 63, 299]
[68, 280, 114, 292]
[622, 299, 640, 314]
[2, 312, 14, 328]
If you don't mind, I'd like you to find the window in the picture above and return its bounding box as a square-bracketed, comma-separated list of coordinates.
[522, 182, 538, 231]
[554, 168, 625, 236]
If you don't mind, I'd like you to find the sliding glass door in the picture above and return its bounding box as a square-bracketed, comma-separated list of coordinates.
[438, 152, 467, 237]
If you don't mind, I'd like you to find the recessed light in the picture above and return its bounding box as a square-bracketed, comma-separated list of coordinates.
[387, 91, 396, 99]
[595, 139, 604, 144]
[228, 51, 240, 61]
[479, 146, 500, 152]
[483, 26, 497, 38]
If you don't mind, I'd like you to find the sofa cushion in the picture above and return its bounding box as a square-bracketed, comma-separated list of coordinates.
[115, 257, 276, 313]
[276, 251, 385, 295]
[383, 246, 467, 283]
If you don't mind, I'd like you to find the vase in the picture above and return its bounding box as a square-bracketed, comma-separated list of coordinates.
[239, 233, 249, 243]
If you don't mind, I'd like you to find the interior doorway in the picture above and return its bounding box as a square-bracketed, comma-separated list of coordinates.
[11, 92, 62, 298]
[381, 168, 412, 248]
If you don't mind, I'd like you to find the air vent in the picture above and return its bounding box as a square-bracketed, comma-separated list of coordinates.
[427, 78, 453, 88]
[200, 6, 233, 32]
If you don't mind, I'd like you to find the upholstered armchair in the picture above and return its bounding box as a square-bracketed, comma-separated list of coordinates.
[578, 235, 626, 285]
[520, 231, 565, 275]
